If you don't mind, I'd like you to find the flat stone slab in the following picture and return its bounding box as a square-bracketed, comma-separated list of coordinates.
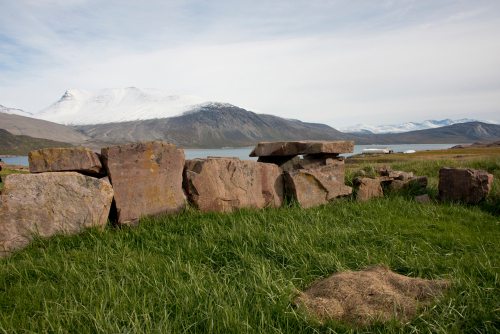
[101, 141, 186, 225]
[438, 167, 493, 204]
[249, 141, 354, 157]
[284, 165, 352, 208]
[29, 147, 105, 175]
[0, 172, 113, 257]
[183, 158, 283, 212]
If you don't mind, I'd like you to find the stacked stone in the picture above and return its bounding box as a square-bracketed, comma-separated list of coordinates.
[1, 147, 114, 257]
[353, 165, 428, 202]
[249, 140, 354, 208]
[0, 141, 187, 257]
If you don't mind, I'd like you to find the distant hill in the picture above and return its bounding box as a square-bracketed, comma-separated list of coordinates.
[3, 88, 500, 150]
[0, 129, 73, 156]
[0, 104, 33, 117]
[337, 118, 500, 134]
[74, 103, 357, 149]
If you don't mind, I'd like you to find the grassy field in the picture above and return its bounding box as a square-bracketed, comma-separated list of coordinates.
[0, 156, 499, 333]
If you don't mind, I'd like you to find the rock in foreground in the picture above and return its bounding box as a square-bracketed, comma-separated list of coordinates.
[0, 172, 113, 257]
[29, 147, 105, 175]
[183, 158, 283, 212]
[284, 165, 352, 208]
[438, 167, 493, 204]
[250, 140, 354, 157]
[101, 141, 186, 225]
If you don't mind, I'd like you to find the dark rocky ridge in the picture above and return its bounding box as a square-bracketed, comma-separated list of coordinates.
[3, 103, 500, 149]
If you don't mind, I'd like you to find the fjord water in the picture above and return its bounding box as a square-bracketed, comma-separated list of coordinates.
[2, 143, 464, 167]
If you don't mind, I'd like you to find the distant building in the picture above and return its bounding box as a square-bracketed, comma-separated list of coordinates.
[361, 148, 393, 154]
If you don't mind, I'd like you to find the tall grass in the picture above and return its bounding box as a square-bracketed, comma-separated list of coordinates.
[1, 158, 499, 333]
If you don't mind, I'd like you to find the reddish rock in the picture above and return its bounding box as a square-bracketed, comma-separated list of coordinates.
[354, 178, 383, 202]
[388, 176, 427, 192]
[29, 147, 105, 175]
[398, 172, 414, 181]
[250, 141, 354, 157]
[284, 165, 352, 208]
[379, 176, 395, 182]
[0, 172, 113, 257]
[101, 141, 186, 225]
[438, 167, 493, 204]
[257, 156, 301, 172]
[183, 158, 283, 212]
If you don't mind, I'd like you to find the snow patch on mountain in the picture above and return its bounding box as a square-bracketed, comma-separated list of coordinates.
[0, 104, 33, 117]
[337, 118, 500, 134]
[32, 87, 225, 125]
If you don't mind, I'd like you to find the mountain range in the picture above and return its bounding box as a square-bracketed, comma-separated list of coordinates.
[336, 119, 500, 134]
[1, 88, 500, 151]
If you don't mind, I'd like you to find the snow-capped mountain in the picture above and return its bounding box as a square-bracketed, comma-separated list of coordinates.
[32, 87, 232, 125]
[0, 104, 33, 117]
[337, 118, 500, 134]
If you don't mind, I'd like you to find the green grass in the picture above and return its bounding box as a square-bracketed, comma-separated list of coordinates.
[1, 158, 499, 333]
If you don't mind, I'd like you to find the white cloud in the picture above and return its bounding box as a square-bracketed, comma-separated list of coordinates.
[0, 0, 499, 127]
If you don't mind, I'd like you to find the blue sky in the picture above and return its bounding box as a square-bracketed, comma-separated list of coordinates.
[0, 0, 499, 127]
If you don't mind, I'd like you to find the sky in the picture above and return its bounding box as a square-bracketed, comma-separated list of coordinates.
[0, 0, 499, 128]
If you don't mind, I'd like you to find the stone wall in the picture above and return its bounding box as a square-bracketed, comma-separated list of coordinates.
[0, 140, 494, 257]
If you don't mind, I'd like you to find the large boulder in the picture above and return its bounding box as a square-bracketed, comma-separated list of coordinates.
[0, 172, 113, 257]
[101, 141, 186, 225]
[29, 147, 105, 175]
[354, 177, 383, 202]
[250, 141, 354, 157]
[183, 158, 283, 212]
[438, 167, 493, 204]
[284, 165, 352, 208]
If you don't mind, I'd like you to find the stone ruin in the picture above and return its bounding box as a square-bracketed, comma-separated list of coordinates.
[352, 165, 428, 202]
[0, 140, 495, 257]
[249, 141, 354, 208]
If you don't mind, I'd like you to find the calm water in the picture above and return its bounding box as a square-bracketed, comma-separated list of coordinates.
[1, 143, 464, 167]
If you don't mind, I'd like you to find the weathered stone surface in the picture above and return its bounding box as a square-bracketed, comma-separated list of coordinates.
[294, 155, 345, 170]
[284, 165, 352, 208]
[415, 194, 430, 204]
[438, 167, 493, 204]
[29, 147, 105, 175]
[398, 172, 414, 181]
[376, 165, 393, 176]
[249, 141, 354, 157]
[354, 177, 383, 202]
[183, 158, 283, 212]
[101, 141, 186, 225]
[0, 172, 113, 257]
[257, 156, 300, 172]
[379, 176, 395, 182]
[388, 176, 427, 192]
